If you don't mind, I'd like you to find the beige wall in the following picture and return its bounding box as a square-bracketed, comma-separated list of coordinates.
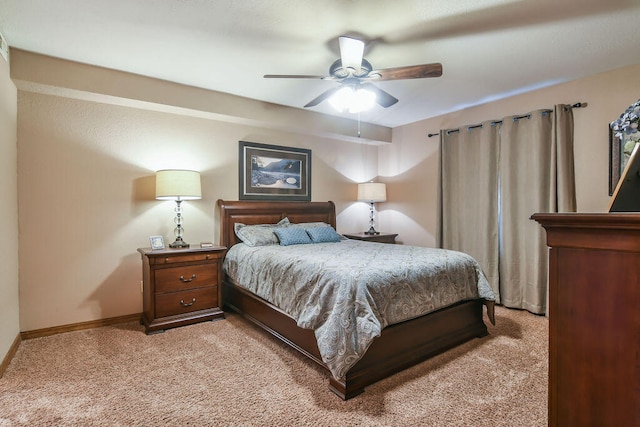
[15, 54, 381, 331]
[379, 63, 640, 246]
[11, 47, 640, 332]
[0, 53, 19, 359]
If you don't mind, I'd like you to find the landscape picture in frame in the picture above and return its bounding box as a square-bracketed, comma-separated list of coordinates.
[239, 141, 311, 201]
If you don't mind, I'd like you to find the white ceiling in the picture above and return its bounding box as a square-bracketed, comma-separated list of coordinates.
[1, 0, 640, 128]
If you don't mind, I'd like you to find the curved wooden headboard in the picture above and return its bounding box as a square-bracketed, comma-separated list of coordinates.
[217, 199, 337, 248]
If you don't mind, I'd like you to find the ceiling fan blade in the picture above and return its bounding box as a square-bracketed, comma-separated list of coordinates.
[362, 83, 398, 108]
[367, 63, 443, 81]
[264, 74, 327, 79]
[304, 87, 341, 108]
[339, 36, 365, 72]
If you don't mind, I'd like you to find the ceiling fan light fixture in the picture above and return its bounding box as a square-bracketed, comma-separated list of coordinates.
[328, 86, 353, 112]
[352, 87, 376, 113]
[328, 85, 376, 114]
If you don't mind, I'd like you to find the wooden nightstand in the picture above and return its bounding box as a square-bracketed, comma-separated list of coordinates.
[137, 246, 227, 334]
[343, 232, 398, 244]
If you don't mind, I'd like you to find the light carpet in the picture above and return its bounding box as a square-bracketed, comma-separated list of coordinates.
[0, 306, 547, 426]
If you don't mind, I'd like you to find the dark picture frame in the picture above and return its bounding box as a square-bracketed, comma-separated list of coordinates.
[239, 141, 311, 201]
[609, 128, 638, 196]
[609, 142, 640, 212]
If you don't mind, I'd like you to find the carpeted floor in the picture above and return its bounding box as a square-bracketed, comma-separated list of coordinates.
[0, 306, 547, 426]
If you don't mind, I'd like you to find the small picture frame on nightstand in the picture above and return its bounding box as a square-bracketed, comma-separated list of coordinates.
[149, 235, 165, 250]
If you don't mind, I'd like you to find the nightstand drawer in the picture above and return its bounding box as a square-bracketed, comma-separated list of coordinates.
[149, 252, 219, 265]
[155, 264, 218, 293]
[155, 286, 218, 318]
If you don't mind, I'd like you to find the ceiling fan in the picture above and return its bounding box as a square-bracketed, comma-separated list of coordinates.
[264, 36, 443, 111]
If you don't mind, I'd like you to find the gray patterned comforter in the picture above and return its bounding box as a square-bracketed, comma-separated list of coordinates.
[223, 239, 495, 380]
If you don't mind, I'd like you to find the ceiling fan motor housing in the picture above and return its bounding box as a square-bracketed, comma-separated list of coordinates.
[329, 58, 372, 79]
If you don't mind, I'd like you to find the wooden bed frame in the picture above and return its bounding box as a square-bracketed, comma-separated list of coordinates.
[217, 199, 495, 400]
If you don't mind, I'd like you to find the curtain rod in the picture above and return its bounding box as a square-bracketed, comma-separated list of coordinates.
[427, 102, 587, 137]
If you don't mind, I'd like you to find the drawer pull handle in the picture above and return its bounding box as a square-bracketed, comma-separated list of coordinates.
[180, 298, 196, 307]
[180, 274, 196, 283]
[205, 254, 210, 260]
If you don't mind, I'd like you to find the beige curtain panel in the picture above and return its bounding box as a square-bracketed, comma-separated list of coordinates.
[438, 121, 500, 303]
[437, 105, 576, 315]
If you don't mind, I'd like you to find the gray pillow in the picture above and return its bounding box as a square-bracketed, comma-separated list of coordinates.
[288, 221, 331, 229]
[234, 217, 290, 246]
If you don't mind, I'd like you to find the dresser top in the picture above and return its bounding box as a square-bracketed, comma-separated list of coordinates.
[137, 246, 226, 256]
[531, 213, 640, 229]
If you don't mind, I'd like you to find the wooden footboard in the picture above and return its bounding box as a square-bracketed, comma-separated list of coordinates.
[223, 277, 489, 399]
[334, 297, 488, 399]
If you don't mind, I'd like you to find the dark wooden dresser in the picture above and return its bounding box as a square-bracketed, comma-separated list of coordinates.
[532, 213, 640, 427]
[138, 246, 226, 334]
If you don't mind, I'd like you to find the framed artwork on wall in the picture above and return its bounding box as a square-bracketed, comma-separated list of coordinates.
[238, 141, 311, 201]
[609, 128, 639, 196]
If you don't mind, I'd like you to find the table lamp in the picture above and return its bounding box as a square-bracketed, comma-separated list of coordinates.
[155, 169, 201, 248]
[357, 182, 386, 235]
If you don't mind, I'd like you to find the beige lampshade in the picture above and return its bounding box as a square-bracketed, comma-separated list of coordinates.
[357, 182, 387, 202]
[155, 170, 202, 200]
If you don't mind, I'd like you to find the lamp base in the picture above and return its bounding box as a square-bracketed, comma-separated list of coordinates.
[364, 227, 380, 235]
[169, 237, 190, 248]
[364, 201, 380, 235]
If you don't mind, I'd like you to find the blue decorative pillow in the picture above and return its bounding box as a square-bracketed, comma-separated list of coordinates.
[274, 227, 312, 246]
[306, 226, 342, 243]
[234, 217, 290, 246]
